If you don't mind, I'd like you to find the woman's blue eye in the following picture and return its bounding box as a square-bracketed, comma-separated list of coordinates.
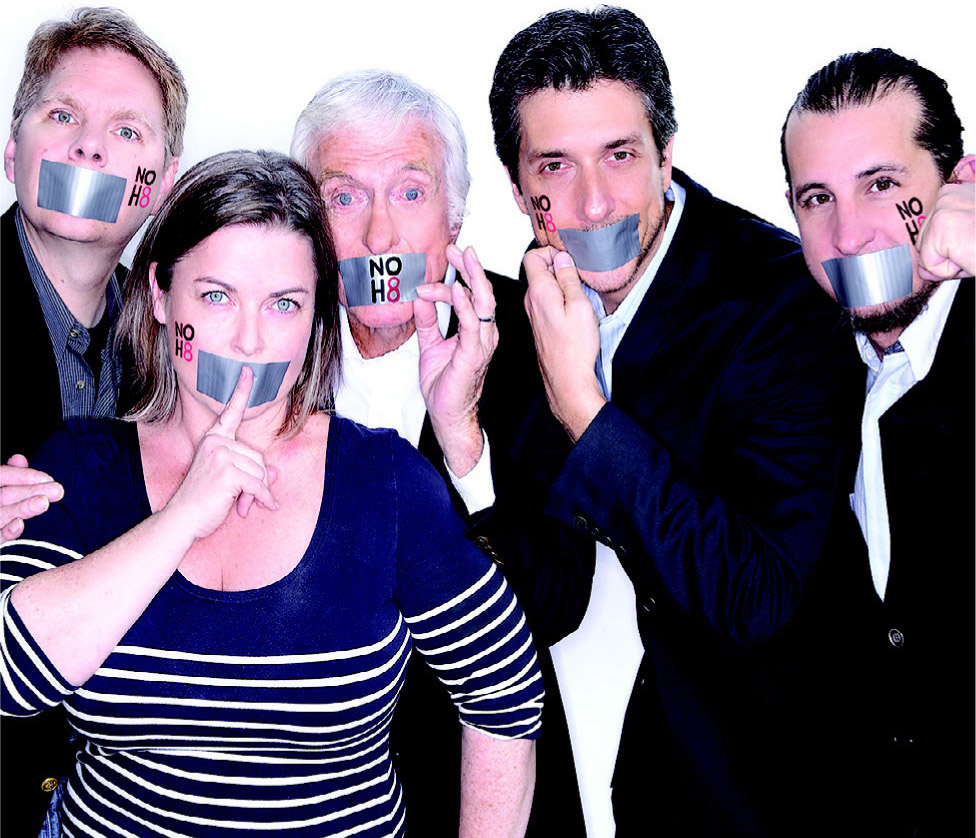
[405, 188, 420, 201]
[118, 126, 136, 140]
[55, 111, 73, 124]
[204, 290, 226, 304]
[273, 298, 296, 313]
[337, 192, 353, 206]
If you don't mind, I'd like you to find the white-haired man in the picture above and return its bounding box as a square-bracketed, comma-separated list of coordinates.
[291, 71, 584, 837]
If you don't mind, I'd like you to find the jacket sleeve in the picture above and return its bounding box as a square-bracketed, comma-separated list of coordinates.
[543, 282, 861, 644]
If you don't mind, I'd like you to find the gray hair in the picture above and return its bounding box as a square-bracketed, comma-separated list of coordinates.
[291, 70, 470, 229]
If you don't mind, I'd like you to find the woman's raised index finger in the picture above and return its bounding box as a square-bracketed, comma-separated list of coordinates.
[212, 366, 253, 438]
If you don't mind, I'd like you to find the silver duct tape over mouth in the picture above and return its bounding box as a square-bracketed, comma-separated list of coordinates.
[821, 244, 914, 308]
[338, 253, 427, 307]
[37, 160, 128, 223]
[195, 350, 290, 408]
[558, 213, 642, 271]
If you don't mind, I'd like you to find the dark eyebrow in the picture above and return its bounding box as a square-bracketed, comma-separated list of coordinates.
[194, 279, 312, 297]
[526, 149, 568, 164]
[793, 181, 828, 202]
[526, 134, 645, 164]
[856, 164, 909, 180]
[194, 278, 237, 292]
[794, 163, 911, 202]
[604, 134, 643, 152]
[269, 287, 311, 298]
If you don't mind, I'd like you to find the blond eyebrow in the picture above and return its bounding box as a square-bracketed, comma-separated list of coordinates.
[38, 93, 158, 135]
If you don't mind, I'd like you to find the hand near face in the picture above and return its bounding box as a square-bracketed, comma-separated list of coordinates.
[414, 245, 498, 476]
[523, 247, 605, 441]
[917, 157, 975, 280]
[165, 367, 278, 541]
[0, 455, 65, 543]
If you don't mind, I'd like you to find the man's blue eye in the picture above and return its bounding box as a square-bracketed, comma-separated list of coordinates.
[405, 188, 420, 201]
[337, 192, 353, 206]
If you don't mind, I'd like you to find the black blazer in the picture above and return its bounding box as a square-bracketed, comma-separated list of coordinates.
[795, 282, 976, 836]
[388, 270, 585, 837]
[495, 171, 864, 836]
[1, 203, 64, 463]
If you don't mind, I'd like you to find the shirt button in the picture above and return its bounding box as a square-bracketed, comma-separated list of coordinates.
[76, 380, 86, 390]
[573, 515, 588, 530]
[69, 328, 79, 339]
[888, 628, 905, 647]
[642, 596, 657, 612]
[41, 777, 59, 793]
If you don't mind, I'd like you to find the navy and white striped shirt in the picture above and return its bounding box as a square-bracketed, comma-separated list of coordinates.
[1, 417, 542, 837]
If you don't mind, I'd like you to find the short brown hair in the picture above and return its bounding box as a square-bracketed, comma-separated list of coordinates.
[117, 150, 341, 437]
[11, 7, 188, 160]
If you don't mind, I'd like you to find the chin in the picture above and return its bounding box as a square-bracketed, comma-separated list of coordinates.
[33, 208, 124, 243]
[577, 258, 642, 296]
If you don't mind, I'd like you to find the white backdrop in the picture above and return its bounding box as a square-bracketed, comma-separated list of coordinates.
[3, 0, 973, 277]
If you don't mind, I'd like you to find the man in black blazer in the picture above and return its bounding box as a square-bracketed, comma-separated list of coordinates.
[1, 8, 185, 539]
[289, 70, 585, 837]
[487, 8, 861, 835]
[782, 48, 975, 835]
[0, 10, 187, 834]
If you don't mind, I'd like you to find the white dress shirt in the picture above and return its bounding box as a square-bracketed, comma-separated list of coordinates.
[551, 182, 686, 838]
[851, 279, 960, 599]
[333, 299, 495, 513]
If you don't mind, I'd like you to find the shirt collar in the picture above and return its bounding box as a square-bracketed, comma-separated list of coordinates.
[854, 280, 959, 380]
[582, 180, 686, 325]
[14, 204, 122, 359]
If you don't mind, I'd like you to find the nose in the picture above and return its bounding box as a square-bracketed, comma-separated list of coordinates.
[231, 309, 265, 357]
[831, 199, 877, 256]
[364, 198, 398, 254]
[576, 165, 614, 225]
[68, 125, 107, 166]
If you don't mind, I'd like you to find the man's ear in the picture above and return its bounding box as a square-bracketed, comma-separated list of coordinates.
[785, 188, 796, 217]
[448, 218, 462, 246]
[507, 167, 529, 216]
[4, 136, 17, 185]
[950, 154, 975, 184]
[150, 157, 180, 211]
[150, 262, 168, 325]
[659, 137, 674, 193]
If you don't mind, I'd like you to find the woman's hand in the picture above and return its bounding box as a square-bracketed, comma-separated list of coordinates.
[166, 367, 279, 541]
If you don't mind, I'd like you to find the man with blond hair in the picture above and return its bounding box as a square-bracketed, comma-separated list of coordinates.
[0, 8, 186, 831]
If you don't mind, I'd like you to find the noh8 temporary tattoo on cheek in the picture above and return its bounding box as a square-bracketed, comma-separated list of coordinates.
[896, 197, 926, 246]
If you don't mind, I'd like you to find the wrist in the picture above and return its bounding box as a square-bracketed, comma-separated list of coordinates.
[432, 411, 484, 477]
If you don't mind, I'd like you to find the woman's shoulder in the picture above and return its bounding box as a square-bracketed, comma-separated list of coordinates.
[327, 415, 432, 480]
[31, 417, 138, 476]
